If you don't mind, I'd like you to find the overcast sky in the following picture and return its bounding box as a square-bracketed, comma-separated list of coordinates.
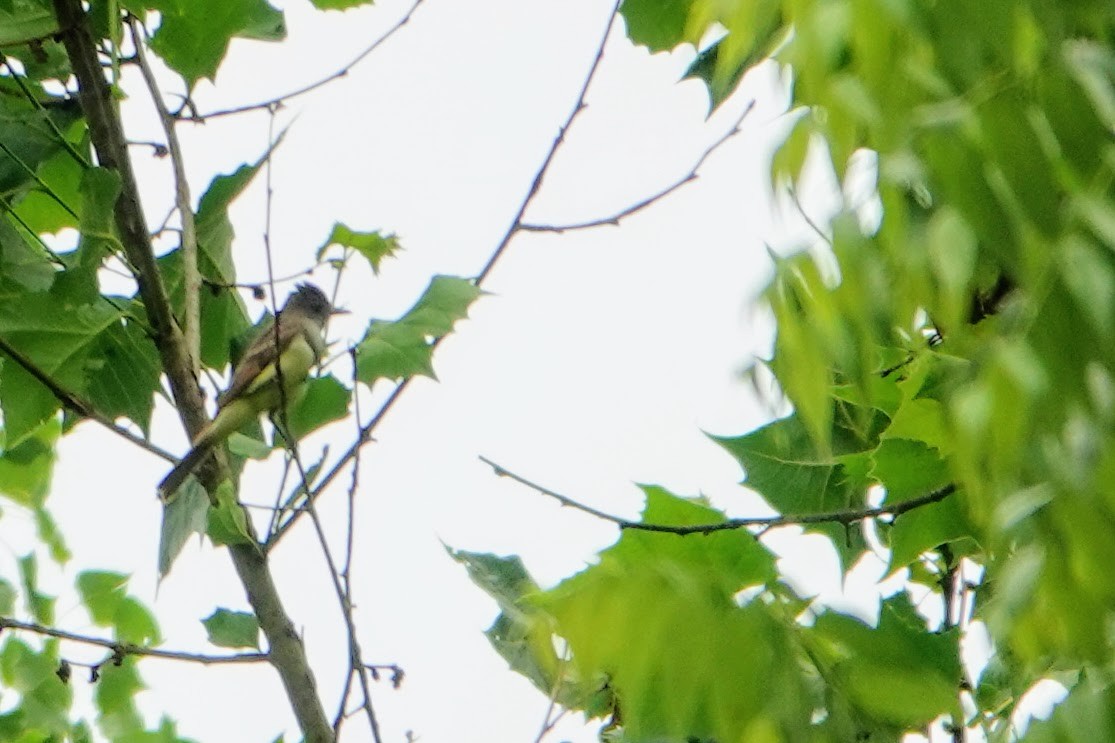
[2, 1, 899, 741]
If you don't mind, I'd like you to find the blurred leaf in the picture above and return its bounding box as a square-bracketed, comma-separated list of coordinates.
[202, 608, 260, 649]
[808, 594, 961, 727]
[1024, 676, 1114, 742]
[18, 552, 53, 624]
[76, 570, 125, 622]
[0, 578, 15, 614]
[309, 0, 375, 8]
[0, 417, 59, 508]
[94, 659, 144, 738]
[75, 571, 159, 646]
[540, 526, 805, 740]
[0, 637, 71, 734]
[316, 223, 400, 274]
[619, 0, 695, 52]
[449, 549, 569, 701]
[158, 479, 209, 578]
[205, 482, 253, 547]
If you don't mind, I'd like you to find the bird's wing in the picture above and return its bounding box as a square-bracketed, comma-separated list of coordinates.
[217, 314, 302, 407]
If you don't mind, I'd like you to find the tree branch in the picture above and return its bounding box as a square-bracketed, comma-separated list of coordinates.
[129, 18, 201, 373]
[519, 100, 755, 234]
[267, 0, 624, 549]
[479, 455, 958, 535]
[0, 616, 268, 664]
[50, 2, 335, 739]
[191, 0, 424, 121]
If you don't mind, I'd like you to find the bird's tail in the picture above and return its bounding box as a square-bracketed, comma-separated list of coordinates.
[157, 438, 216, 501]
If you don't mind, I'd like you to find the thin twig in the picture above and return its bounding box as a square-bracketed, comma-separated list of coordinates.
[0, 616, 268, 664]
[0, 335, 177, 462]
[787, 185, 834, 248]
[475, 0, 622, 284]
[532, 648, 571, 743]
[267, 0, 624, 549]
[259, 104, 382, 743]
[130, 18, 200, 373]
[191, 0, 424, 121]
[332, 348, 364, 736]
[520, 101, 756, 233]
[480, 455, 958, 535]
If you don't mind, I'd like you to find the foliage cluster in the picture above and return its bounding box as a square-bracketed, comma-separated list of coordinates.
[0, 0, 479, 739]
[458, 0, 1115, 741]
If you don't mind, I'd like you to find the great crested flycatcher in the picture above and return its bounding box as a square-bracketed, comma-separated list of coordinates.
[157, 283, 342, 499]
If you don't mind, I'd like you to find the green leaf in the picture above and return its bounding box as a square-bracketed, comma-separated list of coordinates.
[147, 0, 286, 83]
[18, 552, 54, 625]
[0, 417, 59, 509]
[0, 92, 83, 203]
[202, 608, 260, 649]
[540, 551, 807, 740]
[0, 578, 15, 615]
[0, 218, 56, 292]
[0, 1, 59, 46]
[194, 160, 266, 286]
[83, 316, 161, 434]
[34, 506, 70, 564]
[206, 482, 253, 547]
[355, 275, 480, 387]
[309, 0, 374, 8]
[713, 411, 881, 568]
[76, 570, 127, 624]
[619, 0, 695, 52]
[808, 594, 961, 727]
[0, 292, 123, 446]
[227, 431, 272, 459]
[282, 374, 350, 441]
[77, 571, 159, 644]
[449, 549, 566, 700]
[158, 478, 209, 578]
[317, 223, 400, 274]
[871, 438, 950, 505]
[1025, 676, 1115, 743]
[94, 659, 144, 738]
[112, 598, 160, 646]
[0, 638, 71, 734]
[9, 121, 87, 235]
[77, 167, 122, 259]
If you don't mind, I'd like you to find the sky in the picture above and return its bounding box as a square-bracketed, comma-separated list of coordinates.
[0, 0, 961, 741]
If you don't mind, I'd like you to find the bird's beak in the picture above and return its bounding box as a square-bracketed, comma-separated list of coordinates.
[330, 307, 351, 316]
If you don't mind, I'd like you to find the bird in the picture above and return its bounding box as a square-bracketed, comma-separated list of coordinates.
[158, 283, 342, 500]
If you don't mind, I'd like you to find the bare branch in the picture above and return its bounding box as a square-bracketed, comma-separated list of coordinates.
[475, 0, 623, 284]
[267, 0, 625, 549]
[130, 18, 201, 373]
[0, 616, 268, 665]
[519, 100, 756, 234]
[479, 455, 958, 535]
[191, 0, 424, 121]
